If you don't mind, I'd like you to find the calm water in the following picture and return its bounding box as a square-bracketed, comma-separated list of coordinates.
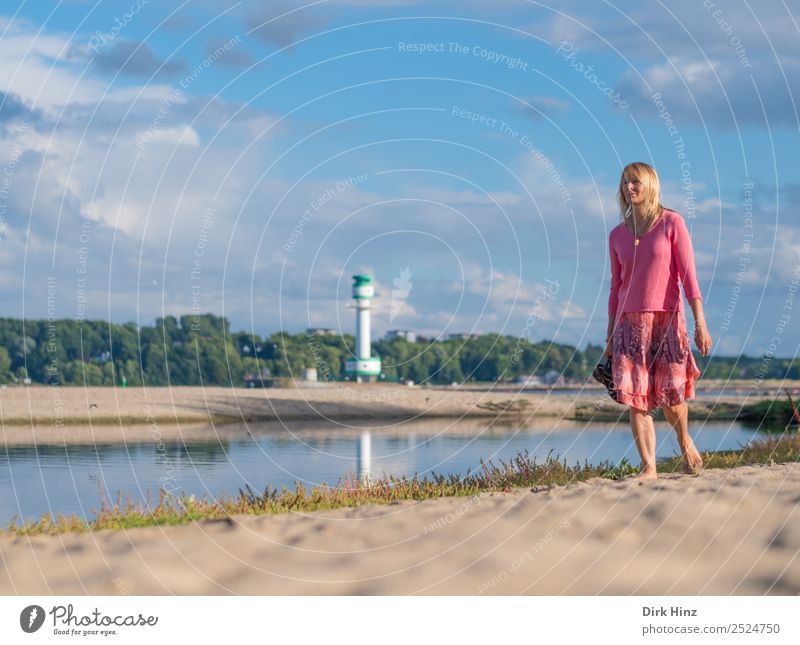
[0, 418, 780, 524]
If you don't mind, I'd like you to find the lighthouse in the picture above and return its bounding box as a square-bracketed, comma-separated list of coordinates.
[345, 275, 382, 382]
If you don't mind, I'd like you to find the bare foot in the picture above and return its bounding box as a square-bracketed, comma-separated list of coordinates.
[678, 435, 703, 473]
[683, 455, 703, 475]
[636, 468, 658, 480]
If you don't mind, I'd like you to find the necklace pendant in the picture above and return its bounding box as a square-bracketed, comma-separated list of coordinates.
[634, 238, 640, 246]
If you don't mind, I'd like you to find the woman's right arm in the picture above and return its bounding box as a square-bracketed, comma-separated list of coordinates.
[605, 236, 621, 359]
[604, 315, 615, 359]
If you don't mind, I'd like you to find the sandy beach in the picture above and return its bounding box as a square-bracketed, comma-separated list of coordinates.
[0, 383, 577, 426]
[1, 462, 798, 595]
[0, 380, 781, 428]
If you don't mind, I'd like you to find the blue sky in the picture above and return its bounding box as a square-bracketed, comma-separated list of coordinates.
[1, 0, 799, 359]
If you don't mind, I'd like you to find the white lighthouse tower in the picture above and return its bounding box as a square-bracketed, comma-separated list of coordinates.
[345, 274, 382, 383]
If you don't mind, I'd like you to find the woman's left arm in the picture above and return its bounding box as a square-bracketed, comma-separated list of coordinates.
[673, 216, 712, 356]
[689, 298, 712, 356]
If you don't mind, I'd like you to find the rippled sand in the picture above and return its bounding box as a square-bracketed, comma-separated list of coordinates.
[2, 463, 798, 595]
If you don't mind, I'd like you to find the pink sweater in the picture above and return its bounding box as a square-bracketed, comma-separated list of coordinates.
[608, 208, 702, 317]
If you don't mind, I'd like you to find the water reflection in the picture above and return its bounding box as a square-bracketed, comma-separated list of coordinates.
[356, 430, 371, 482]
[0, 417, 784, 524]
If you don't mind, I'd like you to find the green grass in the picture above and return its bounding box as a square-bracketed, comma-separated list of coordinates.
[3, 432, 799, 537]
[738, 399, 800, 428]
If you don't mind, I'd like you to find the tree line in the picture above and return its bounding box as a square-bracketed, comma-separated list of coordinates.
[0, 315, 794, 386]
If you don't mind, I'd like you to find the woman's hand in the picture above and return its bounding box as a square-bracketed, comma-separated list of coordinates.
[603, 336, 613, 361]
[694, 322, 712, 356]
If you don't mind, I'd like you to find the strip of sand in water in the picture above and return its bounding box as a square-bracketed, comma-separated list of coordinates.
[0, 416, 604, 445]
[0, 381, 776, 428]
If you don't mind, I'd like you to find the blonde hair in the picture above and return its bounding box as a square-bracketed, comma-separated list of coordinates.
[617, 162, 664, 231]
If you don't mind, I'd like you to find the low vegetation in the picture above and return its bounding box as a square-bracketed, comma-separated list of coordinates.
[738, 399, 800, 428]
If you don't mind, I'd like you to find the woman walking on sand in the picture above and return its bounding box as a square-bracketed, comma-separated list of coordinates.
[603, 162, 712, 479]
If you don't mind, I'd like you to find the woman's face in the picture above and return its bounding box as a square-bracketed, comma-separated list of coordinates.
[622, 174, 645, 206]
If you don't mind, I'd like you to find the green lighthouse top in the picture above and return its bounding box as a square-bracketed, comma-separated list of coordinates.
[352, 274, 375, 299]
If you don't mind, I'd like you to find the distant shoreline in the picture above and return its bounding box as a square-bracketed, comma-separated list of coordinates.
[0, 381, 793, 430]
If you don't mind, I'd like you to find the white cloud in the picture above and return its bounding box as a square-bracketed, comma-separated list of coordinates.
[617, 51, 800, 129]
[138, 124, 200, 147]
[542, 1, 800, 62]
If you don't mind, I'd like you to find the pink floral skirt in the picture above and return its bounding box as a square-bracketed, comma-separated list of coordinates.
[612, 310, 701, 414]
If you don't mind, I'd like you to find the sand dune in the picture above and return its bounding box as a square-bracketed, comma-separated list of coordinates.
[2, 463, 798, 595]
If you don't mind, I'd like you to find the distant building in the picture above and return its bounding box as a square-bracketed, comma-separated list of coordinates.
[243, 367, 273, 388]
[515, 374, 543, 386]
[448, 332, 482, 341]
[306, 328, 338, 337]
[386, 329, 417, 342]
[543, 369, 566, 385]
